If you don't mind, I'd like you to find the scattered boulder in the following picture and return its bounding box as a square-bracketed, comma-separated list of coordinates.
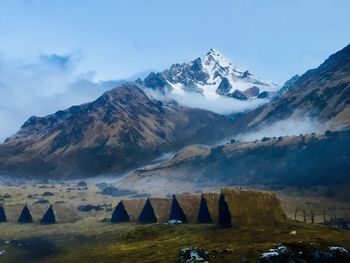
[3, 194, 11, 199]
[179, 247, 233, 262]
[208, 248, 233, 256]
[257, 244, 350, 263]
[34, 199, 50, 204]
[77, 181, 88, 190]
[78, 204, 104, 212]
[179, 248, 208, 263]
[98, 186, 136, 197]
[42, 192, 54, 197]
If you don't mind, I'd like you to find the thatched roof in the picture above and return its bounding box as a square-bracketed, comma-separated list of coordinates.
[4, 204, 28, 222]
[28, 204, 50, 222]
[3, 203, 79, 224]
[51, 203, 80, 223]
[201, 192, 220, 223]
[139, 198, 172, 223]
[121, 199, 146, 222]
[173, 194, 201, 223]
[112, 199, 146, 223]
[220, 188, 287, 226]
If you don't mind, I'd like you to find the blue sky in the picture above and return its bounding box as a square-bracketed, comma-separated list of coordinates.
[1, 0, 350, 82]
[0, 0, 350, 140]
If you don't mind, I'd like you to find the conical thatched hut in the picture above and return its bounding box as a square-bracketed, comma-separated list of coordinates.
[18, 205, 33, 223]
[0, 205, 6, 223]
[139, 198, 172, 223]
[41, 205, 56, 224]
[111, 199, 146, 223]
[3, 203, 79, 224]
[198, 192, 220, 224]
[169, 194, 201, 223]
[219, 188, 287, 227]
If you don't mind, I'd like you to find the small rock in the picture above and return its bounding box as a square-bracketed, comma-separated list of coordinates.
[168, 219, 182, 224]
[42, 191, 54, 196]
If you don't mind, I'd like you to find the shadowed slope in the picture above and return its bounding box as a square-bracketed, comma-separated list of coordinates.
[0, 83, 237, 178]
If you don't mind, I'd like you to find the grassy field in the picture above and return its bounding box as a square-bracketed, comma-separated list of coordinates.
[0, 218, 349, 263]
[0, 183, 350, 262]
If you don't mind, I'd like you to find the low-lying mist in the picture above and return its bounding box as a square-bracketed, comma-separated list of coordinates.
[237, 116, 328, 142]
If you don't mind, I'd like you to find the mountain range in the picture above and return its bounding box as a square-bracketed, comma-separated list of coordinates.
[0, 45, 349, 183]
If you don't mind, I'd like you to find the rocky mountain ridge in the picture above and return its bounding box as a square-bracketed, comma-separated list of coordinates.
[137, 48, 279, 101]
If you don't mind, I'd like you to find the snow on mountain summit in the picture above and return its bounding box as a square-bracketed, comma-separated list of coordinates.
[138, 49, 280, 101]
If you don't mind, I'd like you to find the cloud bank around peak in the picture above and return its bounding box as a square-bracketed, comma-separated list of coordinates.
[145, 88, 269, 115]
[0, 53, 121, 142]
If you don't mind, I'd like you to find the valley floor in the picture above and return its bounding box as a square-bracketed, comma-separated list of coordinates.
[0, 219, 349, 262]
[0, 182, 349, 262]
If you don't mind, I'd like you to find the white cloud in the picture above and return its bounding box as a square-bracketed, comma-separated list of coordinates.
[0, 53, 120, 142]
[237, 116, 328, 142]
[145, 88, 269, 115]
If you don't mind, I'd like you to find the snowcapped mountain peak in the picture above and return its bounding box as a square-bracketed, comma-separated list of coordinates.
[140, 48, 280, 101]
[203, 48, 234, 70]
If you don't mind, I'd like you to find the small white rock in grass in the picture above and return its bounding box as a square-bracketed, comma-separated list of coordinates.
[168, 219, 182, 224]
[289, 230, 296, 235]
[0, 250, 5, 256]
[261, 251, 279, 258]
[329, 246, 348, 253]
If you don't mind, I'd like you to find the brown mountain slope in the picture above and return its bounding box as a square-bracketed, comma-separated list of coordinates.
[247, 44, 350, 130]
[0, 83, 236, 178]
